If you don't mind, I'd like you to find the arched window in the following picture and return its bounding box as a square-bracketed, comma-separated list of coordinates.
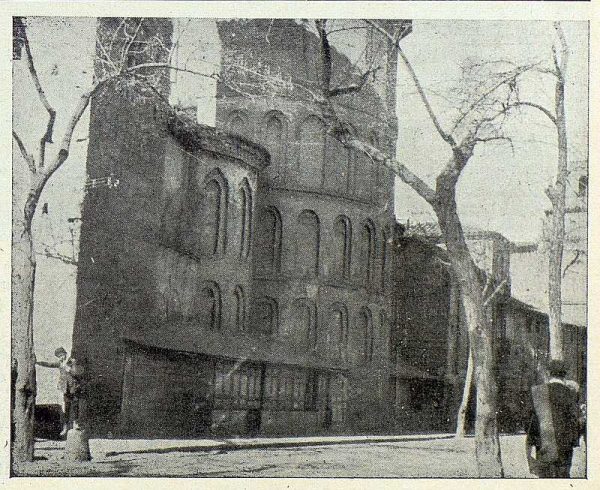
[254, 297, 279, 335]
[239, 179, 252, 259]
[297, 210, 320, 277]
[297, 116, 325, 189]
[256, 206, 282, 274]
[380, 226, 391, 290]
[200, 169, 228, 256]
[234, 285, 246, 331]
[228, 111, 251, 139]
[264, 112, 285, 182]
[330, 304, 349, 361]
[333, 215, 352, 279]
[197, 281, 222, 330]
[359, 307, 374, 363]
[292, 298, 317, 351]
[359, 220, 376, 287]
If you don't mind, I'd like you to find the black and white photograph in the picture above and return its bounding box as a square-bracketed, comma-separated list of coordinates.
[6, 2, 593, 482]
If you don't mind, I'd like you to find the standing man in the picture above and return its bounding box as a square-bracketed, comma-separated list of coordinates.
[526, 360, 580, 478]
[36, 347, 73, 436]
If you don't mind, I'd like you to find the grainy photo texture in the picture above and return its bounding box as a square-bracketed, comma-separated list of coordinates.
[11, 17, 588, 478]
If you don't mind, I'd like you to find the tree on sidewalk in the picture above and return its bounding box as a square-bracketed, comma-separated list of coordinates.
[307, 19, 549, 476]
[11, 16, 220, 463]
[457, 23, 573, 363]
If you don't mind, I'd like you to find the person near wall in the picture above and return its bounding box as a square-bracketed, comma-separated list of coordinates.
[36, 347, 84, 436]
[526, 360, 580, 478]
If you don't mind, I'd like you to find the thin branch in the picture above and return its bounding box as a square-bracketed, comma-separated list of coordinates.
[123, 62, 219, 80]
[329, 67, 380, 97]
[562, 250, 582, 278]
[22, 26, 56, 169]
[472, 135, 514, 154]
[450, 64, 538, 134]
[12, 131, 36, 173]
[510, 101, 557, 126]
[38, 248, 78, 266]
[481, 273, 494, 300]
[119, 18, 144, 72]
[482, 278, 508, 308]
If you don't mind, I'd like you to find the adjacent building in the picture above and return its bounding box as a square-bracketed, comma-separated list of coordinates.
[389, 223, 586, 434]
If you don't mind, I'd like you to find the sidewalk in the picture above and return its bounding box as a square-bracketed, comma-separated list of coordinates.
[17, 433, 586, 478]
[40, 431, 456, 458]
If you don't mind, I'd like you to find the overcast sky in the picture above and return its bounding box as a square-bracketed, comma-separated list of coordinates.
[394, 20, 588, 243]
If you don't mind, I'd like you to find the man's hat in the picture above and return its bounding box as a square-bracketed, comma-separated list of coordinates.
[54, 347, 67, 357]
[548, 359, 567, 378]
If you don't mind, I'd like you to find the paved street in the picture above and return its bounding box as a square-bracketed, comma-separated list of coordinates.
[15, 433, 586, 478]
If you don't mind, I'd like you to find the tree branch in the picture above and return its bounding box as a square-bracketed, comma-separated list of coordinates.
[450, 63, 538, 135]
[38, 248, 78, 266]
[344, 135, 437, 204]
[482, 278, 508, 308]
[315, 19, 332, 97]
[12, 131, 36, 174]
[22, 25, 56, 169]
[329, 67, 379, 97]
[510, 101, 557, 126]
[481, 273, 494, 300]
[562, 250, 582, 278]
[366, 20, 456, 149]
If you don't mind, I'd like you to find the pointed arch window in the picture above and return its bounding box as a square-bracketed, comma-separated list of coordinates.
[254, 297, 279, 336]
[200, 169, 228, 256]
[264, 113, 285, 181]
[360, 221, 376, 287]
[239, 179, 253, 259]
[333, 215, 352, 279]
[330, 303, 349, 361]
[228, 111, 251, 139]
[234, 285, 246, 331]
[380, 226, 391, 290]
[257, 206, 282, 274]
[359, 307, 374, 363]
[298, 116, 325, 189]
[197, 282, 222, 330]
[293, 298, 317, 351]
[297, 210, 320, 277]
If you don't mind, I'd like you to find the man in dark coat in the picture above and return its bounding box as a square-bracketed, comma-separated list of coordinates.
[526, 360, 580, 478]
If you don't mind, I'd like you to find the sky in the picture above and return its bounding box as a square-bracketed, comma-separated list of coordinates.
[12, 17, 589, 401]
[394, 20, 588, 243]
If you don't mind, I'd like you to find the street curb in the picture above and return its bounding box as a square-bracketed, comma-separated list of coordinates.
[104, 434, 455, 457]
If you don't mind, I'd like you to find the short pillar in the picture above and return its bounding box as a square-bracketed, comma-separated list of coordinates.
[64, 425, 91, 462]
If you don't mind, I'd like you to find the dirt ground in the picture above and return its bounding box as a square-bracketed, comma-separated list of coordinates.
[14, 434, 586, 478]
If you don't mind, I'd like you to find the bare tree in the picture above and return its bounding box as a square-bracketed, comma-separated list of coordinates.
[531, 23, 570, 362]
[459, 23, 572, 362]
[307, 19, 537, 477]
[11, 16, 217, 463]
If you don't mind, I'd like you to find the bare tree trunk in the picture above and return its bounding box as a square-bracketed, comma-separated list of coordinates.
[455, 345, 474, 438]
[547, 26, 568, 361]
[462, 283, 503, 477]
[11, 219, 37, 463]
[435, 185, 503, 478]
